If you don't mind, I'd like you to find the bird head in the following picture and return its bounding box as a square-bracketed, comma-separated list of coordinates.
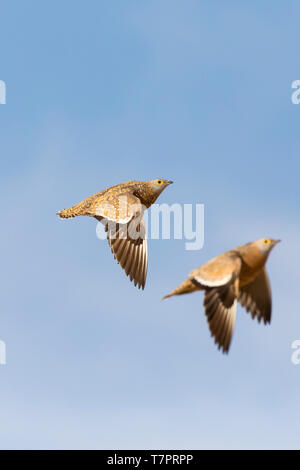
[136, 179, 173, 207]
[148, 178, 173, 193]
[255, 238, 281, 256]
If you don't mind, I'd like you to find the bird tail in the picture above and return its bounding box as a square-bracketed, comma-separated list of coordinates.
[57, 204, 83, 219]
[162, 278, 198, 300]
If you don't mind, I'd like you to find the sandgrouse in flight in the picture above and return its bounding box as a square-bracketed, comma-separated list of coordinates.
[163, 238, 280, 353]
[57, 179, 173, 289]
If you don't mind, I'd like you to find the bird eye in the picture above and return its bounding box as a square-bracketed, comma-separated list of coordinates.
[264, 239, 270, 244]
[156, 180, 163, 185]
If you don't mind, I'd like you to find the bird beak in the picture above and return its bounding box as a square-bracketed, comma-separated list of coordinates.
[166, 180, 173, 185]
[273, 239, 281, 245]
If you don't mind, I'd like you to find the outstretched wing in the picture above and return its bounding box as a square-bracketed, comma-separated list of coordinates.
[94, 192, 142, 224]
[238, 268, 271, 324]
[203, 283, 238, 353]
[95, 193, 148, 290]
[190, 253, 242, 353]
[189, 252, 240, 288]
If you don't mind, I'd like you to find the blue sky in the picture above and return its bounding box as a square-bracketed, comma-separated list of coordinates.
[0, 0, 299, 449]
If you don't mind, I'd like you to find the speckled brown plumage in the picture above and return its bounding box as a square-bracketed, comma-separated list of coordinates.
[163, 238, 280, 353]
[57, 178, 173, 289]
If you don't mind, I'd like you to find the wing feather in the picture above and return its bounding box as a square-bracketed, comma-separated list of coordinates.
[238, 268, 271, 324]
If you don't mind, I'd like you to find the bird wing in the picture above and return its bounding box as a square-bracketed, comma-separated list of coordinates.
[238, 268, 271, 324]
[94, 192, 142, 223]
[190, 253, 242, 353]
[189, 252, 240, 288]
[95, 193, 148, 290]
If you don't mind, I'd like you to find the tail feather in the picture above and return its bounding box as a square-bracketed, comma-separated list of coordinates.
[57, 203, 84, 219]
[162, 278, 199, 300]
[57, 208, 75, 219]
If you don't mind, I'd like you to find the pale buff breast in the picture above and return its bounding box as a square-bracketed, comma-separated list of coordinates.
[238, 245, 267, 287]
